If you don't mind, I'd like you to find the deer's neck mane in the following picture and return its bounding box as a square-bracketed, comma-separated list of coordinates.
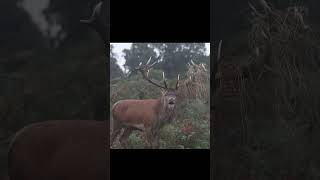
[155, 96, 175, 126]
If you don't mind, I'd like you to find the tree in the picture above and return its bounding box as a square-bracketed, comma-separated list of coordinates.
[110, 45, 123, 79]
[151, 43, 208, 78]
[123, 43, 158, 73]
[122, 43, 209, 79]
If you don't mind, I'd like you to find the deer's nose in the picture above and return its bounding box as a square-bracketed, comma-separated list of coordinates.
[169, 97, 176, 102]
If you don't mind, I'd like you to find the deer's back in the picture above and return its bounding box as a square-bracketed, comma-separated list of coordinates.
[8, 120, 108, 180]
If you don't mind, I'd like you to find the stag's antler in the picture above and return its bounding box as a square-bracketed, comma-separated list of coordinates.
[80, 1, 108, 45]
[175, 74, 180, 90]
[217, 40, 222, 61]
[134, 57, 180, 90]
[135, 57, 168, 89]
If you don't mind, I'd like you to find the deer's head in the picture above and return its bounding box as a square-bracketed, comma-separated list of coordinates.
[161, 88, 178, 110]
[135, 57, 180, 110]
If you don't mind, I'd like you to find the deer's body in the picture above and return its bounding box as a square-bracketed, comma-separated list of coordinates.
[111, 93, 176, 149]
[112, 98, 175, 130]
[113, 99, 160, 130]
[111, 58, 179, 149]
[8, 120, 109, 180]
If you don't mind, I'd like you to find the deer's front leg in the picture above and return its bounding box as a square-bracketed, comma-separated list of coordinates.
[151, 131, 160, 149]
[146, 126, 160, 149]
[145, 128, 153, 149]
[119, 128, 133, 149]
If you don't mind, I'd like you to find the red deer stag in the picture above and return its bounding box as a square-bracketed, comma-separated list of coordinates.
[8, 2, 109, 180]
[111, 57, 180, 149]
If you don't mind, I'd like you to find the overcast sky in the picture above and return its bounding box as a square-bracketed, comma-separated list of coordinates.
[112, 43, 210, 70]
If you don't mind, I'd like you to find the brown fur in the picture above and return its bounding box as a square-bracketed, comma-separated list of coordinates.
[8, 120, 109, 180]
[112, 99, 161, 127]
[111, 90, 177, 149]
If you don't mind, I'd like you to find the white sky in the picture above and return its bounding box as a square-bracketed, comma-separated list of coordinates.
[111, 43, 210, 71]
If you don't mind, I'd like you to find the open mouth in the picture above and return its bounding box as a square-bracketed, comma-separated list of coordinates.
[168, 101, 175, 109]
[168, 101, 175, 105]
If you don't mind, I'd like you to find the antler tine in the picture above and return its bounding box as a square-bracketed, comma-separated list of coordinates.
[146, 57, 152, 65]
[80, 1, 107, 45]
[139, 57, 158, 70]
[149, 59, 158, 69]
[133, 62, 143, 71]
[147, 70, 150, 77]
[139, 71, 167, 89]
[217, 40, 222, 61]
[175, 74, 180, 90]
[201, 63, 207, 72]
[162, 72, 168, 88]
[135, 58, 167, 89]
